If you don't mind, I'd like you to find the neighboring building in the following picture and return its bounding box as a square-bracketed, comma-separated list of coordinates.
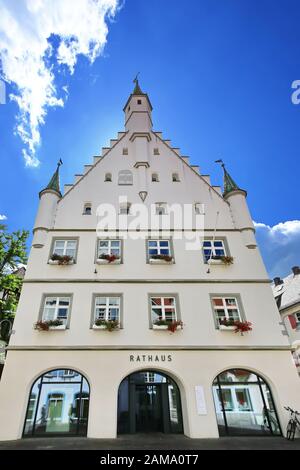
[0, 265, 26, 379]
[0, 80, 300, 441]
[272, 267, 300, 375]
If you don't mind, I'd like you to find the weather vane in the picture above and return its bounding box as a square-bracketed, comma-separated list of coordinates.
[57, 158, 63, 167]
[215, 158, 225, 169]
[133, 72, 140, 84]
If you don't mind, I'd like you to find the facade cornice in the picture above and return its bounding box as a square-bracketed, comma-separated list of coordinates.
[46, 228, 244, 232]
[23, 278, 271, 284]
[6, 345, 291, 351]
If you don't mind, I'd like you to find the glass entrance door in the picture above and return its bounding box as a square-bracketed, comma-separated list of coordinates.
[135, 385, 163, 432]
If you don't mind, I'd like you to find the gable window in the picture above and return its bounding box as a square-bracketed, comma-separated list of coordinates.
[94, 296, 121, 323]
[212, 297, 241, 327]
[97, 239, 121, 258]
[122, 148, 128, 155]
[155, 202, 168, 215]
[105, 173, 112, 182]
[137, 99, 142, 105]
[153, 148, 160, 155]
[172, 173, 180, 182]
[150, 296, 178, 325]
[195, 203, 205, 215]
[203, 240, 226, 262]
[42, 296, 71, 326]
[52, 240, 77, 260]
[120, 202, 131, 215]
[118, 170, 133, 185]
[152, 173, 159, 182]
[83, 203, 92, 215]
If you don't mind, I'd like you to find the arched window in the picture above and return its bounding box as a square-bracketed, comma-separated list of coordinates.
[118, 170, 133, 186]
[23, 369, 90, 437]
[212, 369, 281, 436]
[105, 173, 112, 182]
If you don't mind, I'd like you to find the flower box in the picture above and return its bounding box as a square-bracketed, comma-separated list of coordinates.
[49, 325, 66, 330]
[149, 257, 173, 265]
[92, 324, 107, 330]
[152, 321, 183, 332]
[208, 256, 234, 266]
[96, 258, 121, 265]
[219, 325, 236, 331]
[48, 259, 74, 265]
[153, 324, 169, 330]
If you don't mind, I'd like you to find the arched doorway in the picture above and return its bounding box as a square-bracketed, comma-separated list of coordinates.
[212, 368, 282, 436]
[117, 370, 183, 434]
[23, 369, 90, 437]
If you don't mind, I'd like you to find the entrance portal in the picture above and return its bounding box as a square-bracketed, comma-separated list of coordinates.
[117, 370, 183, 434]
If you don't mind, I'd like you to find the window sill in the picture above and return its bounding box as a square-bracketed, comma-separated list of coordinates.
[207, 259, 225, 265]
[92, 324, 120, 330]
[149, 258, 173, 265]
[153, 324, 182, 330]
[96, 258, 121, 265]
[49, 325, 67, 330]
[218, 325, 236, 331]
[48, 259, 74, 265]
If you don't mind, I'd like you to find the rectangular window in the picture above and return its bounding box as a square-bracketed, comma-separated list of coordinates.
[203, 240, 226, 262]
[212, 297, 241, 326]
[150, 296, 177, 324]
[42, 296, 71, 326]
[148, 240, 171, 257]
[235, 388, 253, 412]
[155, 203, 167, 215]
[120, 203, 131, 215]
[94, 296, 121, 322]
[53, 240, 77, 259]
[97, 239, 121, 258]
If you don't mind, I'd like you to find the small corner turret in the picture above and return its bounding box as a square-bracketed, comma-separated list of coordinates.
[216, 160, 257, 249]
[33, 160, 63, 248]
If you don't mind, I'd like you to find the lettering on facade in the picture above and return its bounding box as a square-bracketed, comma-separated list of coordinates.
[129, 354, 172, 362]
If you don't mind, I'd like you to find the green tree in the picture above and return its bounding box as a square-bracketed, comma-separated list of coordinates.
[0, 224, 29, 340]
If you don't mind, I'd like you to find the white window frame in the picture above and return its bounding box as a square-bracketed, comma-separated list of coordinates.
[52, 240, 77, 259]
[212, 297, 242, 325]
[97, 239, 121, 258]
[147, 240, 171, 257]
[203, 240, 226, 261]
[94, 296, 121, 323]
[150, 296, 177, 324]
[42, 296, 71, 325]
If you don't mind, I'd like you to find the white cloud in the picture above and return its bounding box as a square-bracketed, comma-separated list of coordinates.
[254, 220, 300, 278]
[0, 0, 119, 167]
[0, 214, 7, 220]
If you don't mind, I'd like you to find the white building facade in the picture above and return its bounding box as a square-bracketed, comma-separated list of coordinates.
[0, 81, 300, 441]
[272, 267, 300, 376]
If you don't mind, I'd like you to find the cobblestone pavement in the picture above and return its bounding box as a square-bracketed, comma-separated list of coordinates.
[0, 434, 300, 450]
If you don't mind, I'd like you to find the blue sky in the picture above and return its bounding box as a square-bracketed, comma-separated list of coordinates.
[0, 0, 299, 278]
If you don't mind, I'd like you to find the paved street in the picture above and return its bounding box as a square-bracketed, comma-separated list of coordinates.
[0, 434, 300, 450]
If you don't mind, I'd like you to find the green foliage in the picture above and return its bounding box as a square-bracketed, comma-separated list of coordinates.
[0, 225, 29, 339]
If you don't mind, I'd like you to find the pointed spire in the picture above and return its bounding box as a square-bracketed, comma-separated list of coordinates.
[132, 73, 143, 95]
[215, 159, 246, 198]
[40, 159, 63, 198]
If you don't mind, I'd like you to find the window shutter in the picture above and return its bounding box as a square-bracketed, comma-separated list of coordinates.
[288, 314, 297, 329]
